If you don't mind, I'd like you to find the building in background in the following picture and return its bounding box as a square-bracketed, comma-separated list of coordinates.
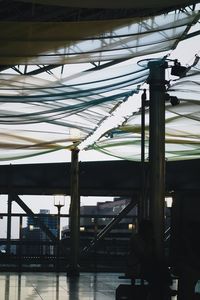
[21, 209, 58, 255]
[62, 197, 137, 238]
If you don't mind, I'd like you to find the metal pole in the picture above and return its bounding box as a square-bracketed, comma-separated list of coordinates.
[57, 206, 61, 271]
[67, 147, 80, 276]
[140, 89, 148, 220]
[19, 215, 23, 271]
[148, 60, 166, 261]
[6, 194, 12, 254]
[57, 208, 60, 241]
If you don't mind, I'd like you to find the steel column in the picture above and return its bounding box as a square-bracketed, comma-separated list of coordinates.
[140, 89, 149, 220]
[67, 147, 80, 276]
[148, 60, 166, 261]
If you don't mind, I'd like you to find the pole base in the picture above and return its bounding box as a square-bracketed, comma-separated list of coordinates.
[66, 264, 80, 277]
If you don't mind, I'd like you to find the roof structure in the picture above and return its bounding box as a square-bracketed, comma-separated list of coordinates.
[0, 1, 199, 162]
[93, 57, 200, 161]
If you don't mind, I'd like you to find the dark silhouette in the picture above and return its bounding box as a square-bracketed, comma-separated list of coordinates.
[126, 219, 174, 299]
[176, 222, 200, 300]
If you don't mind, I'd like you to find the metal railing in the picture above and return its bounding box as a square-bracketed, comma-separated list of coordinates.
[0, 211, 136, 272]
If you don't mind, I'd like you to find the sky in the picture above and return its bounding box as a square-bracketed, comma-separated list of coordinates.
[0, 19, 199, 239]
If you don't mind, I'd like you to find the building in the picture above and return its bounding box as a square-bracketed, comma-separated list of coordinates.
[61, 197, 137, 271]
[21, 209, 58, 256]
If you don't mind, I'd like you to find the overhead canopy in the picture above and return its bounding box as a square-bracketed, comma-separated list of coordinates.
[0, 5, 199, 162]
[0, 9, 198, 64]
[0, 63, 147, 160]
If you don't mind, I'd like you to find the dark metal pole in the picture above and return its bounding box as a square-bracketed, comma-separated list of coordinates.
[67, 147, 80, 276]
[54, 196, 65, 271]
[57, 207, 61, 241]
[19, 216, 23, 271]
[148, 60, 167, 261]
[57, 206, 61, 271]
[140, 89, 148, 220]
[6, 194, 12, 254]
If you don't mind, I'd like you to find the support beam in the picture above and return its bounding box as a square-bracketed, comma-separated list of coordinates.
[148, 59, 167, 261]
[67, 147, 80, 276]
[0, 160, 199, 196]
[82, 197, 138, 254]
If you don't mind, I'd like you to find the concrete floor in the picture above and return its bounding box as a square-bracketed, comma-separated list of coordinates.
[0, 272, 130, 300]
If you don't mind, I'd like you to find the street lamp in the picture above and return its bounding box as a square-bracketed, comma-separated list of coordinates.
[54, 195, 65, 240]
[54, 195, 65, 271]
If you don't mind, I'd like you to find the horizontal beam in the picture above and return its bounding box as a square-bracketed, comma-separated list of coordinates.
[0, 160, 199, 196]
